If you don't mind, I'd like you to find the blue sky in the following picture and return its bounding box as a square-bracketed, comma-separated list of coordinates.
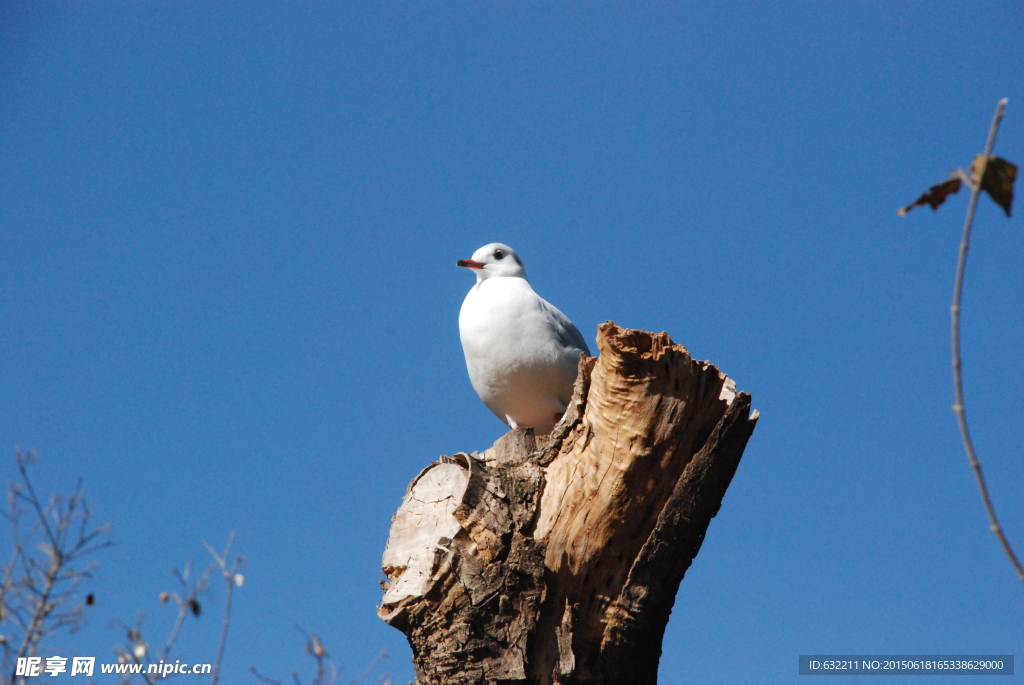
[1, 2, 1022, 683]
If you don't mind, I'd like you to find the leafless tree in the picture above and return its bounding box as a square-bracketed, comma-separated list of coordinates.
[0, 451, 390, 684]
[0, 449, 113, 685]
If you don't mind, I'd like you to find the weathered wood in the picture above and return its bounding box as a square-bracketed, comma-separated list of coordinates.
[379, 322, 758, 684]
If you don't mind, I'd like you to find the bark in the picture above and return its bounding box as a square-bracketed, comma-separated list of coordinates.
[379, 322, 758, 685]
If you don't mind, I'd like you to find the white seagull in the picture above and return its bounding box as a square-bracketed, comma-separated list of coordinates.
[457, 243, 591, 435]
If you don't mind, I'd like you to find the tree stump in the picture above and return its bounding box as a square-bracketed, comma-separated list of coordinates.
[378, 322, 758, 685]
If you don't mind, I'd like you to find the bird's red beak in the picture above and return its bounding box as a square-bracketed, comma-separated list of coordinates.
[457, 259, 486, 269]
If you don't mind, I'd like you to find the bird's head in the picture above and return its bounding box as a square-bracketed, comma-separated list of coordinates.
[457, 243, 528, 282]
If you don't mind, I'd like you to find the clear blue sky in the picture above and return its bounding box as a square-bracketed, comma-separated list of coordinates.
[2, 3, 1022, 683]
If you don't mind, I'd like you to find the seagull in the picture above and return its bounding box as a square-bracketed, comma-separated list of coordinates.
[457, 243, 591, 435]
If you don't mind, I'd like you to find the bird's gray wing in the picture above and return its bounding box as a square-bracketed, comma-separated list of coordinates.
[539, 299, 591, 356]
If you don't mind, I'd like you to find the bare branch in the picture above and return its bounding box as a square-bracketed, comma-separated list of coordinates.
[949, 98, 1024, 584]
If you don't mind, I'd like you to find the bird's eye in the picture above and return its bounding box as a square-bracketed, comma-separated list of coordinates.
[494, 250, 504, 259]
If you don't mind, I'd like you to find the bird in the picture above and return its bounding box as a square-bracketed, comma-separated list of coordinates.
[457, 242, 591, 435]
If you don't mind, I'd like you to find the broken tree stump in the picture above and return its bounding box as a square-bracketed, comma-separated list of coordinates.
[379, 322, 758, 685]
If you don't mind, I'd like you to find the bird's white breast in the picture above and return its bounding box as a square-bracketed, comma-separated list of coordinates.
[459, 277, 583, 434]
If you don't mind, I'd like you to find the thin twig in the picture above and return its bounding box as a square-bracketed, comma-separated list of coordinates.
[13, 453, 58, 552]
[205, 532, 242, 685]
[250, 667, 286, 685]
[950, 96, 1024, 583]
[344, 650, 388, 685]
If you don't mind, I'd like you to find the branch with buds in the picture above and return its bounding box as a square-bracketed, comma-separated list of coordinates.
[113, 533, 244, 685]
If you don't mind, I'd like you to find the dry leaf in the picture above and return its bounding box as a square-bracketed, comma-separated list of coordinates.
[972, 154, 1018, 217]
[898, 177, 962, 216]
